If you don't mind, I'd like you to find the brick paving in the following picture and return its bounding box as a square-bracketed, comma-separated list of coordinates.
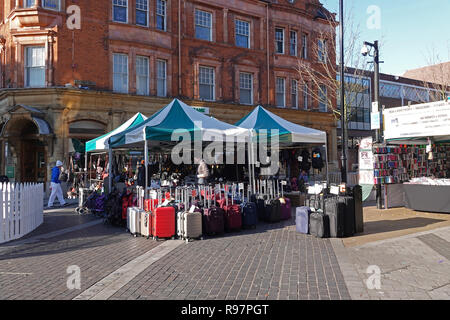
[0, 222, 161, 300]
[108, 218, 351, 301]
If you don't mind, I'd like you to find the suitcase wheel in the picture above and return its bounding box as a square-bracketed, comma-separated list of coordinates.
[147, 236, 149, 240]
[171, 236, 175, 240]
[134, 234, 137, 237]
[185, 239, 189, 244]
[200, 236, 204, 240]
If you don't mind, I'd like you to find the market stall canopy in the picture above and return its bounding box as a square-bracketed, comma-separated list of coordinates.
[384, 100, 450, 145]
[85, 112, 148, 152]
[109, 99, 249, 148]
[235, 105, 327, 144]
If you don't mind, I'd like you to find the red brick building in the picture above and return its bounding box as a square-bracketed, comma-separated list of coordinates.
[0, 0, 338, 184]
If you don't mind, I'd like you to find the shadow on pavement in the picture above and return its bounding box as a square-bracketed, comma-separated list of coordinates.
[358, 217, 446, 237]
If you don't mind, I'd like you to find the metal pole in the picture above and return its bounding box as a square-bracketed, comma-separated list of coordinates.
[374, 40, 383, 209]
[339, 0, 348, 184]
[144, 128, 148, 199]
[108, 147, 112, 194]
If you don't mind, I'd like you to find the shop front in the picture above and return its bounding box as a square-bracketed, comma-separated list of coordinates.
[0, 105, 53, 185]
[373, 99, 450, 213]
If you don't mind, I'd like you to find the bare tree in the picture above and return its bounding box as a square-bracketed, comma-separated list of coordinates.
[421, 44, 450, 101]
[295, 5, 373, 125]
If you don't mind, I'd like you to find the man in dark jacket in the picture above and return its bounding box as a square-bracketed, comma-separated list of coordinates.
[48, 160, 68, 208]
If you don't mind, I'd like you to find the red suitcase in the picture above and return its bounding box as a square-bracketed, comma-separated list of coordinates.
[223, 185, 242, 232]
[151, 206, 176, 240]
[122, 193, 134, 220]
[144, 199, 159, 212]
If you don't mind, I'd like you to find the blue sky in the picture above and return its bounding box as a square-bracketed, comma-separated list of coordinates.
[320, 0, 450, 76]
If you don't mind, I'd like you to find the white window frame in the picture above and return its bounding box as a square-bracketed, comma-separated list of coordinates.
[135, 0, 149, 27]
[291, 79, 298, 109]
[318, 39, 327, 63]
[156, 59, 167, 97]
[239, 72, 253, 105]
[136, 56, 149, 96]
[156, 0, 167, 31]
[113, 0, 128, 24]
[276, 77, 286, 107]
[302, 33, 308, 59]
[113, 53, 129, 94]
[195, 9, 213, 42]
[275, 28, 284, 54]
[319, 84, 327, 112]
[235, 19, 250, 49]
[290, 31, 297, 56]
[199, 66, 215, 101]
[24, 46, 46, 88]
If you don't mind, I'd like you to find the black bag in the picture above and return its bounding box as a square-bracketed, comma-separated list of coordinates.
[338, 196, 355, 237]
[310, 211, 330, 238]
[59, 172, 68, 182]
[300, 149, 311, 171]
[256, 198, 265, 221]
[351, 185, 364, 233]
[325, 197, 345, 238]
[311, 148, 324, 170]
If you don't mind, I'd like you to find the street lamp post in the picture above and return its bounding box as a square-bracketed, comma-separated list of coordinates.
[362, 40, 383, 209]
[339, 0, 347, 184]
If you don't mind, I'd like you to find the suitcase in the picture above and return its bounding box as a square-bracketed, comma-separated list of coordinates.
[324, 197, 345, 238]
[264, 199, 281, 223]
[151, 206, 176, 240]
[256, 198, 265, 221]
[140, 211, 152, 239]
[179, 210, 203, 242]
[144, 199, 159, 212]
[127, 207, 142, 236]
[309, 211, 329, 238]
[223, 203, 242, 232]
[241, 202, 258, 229]
[280, 197, 291, 220]
[338, 196, 355, 237]
[295, 206, 311, 234]
[203, 206, 225, 236]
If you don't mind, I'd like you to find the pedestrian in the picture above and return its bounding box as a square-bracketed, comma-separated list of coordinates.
[196, 158, 210, 185]
[48, 160, 68, 208]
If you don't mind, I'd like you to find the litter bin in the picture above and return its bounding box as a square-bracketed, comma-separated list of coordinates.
[351, 185, 364, 233]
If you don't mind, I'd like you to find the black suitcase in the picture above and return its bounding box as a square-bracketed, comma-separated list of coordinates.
[338, 196, 355, 237]
[256, 198, 265, 221]
[325, 197, 345, 238]
[264, 199, 281, 223]
[310, 211, 329, 238]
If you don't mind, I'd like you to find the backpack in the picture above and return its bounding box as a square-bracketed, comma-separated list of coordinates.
[300, 149, 311, 171]
[311, 148, 324, 169]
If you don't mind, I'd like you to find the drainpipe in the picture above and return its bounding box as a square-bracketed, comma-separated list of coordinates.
[178, 0, 182, 96]
[266, 3, 270, 106]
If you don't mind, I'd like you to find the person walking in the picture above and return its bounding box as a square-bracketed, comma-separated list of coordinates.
[196, 158, 210, 185]
[48, 160, 68, 208]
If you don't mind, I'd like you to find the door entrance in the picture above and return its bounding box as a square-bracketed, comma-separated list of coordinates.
[21, 140, 46, 183]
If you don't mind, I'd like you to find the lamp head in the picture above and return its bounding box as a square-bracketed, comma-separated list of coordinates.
[361, 44, 369, 57]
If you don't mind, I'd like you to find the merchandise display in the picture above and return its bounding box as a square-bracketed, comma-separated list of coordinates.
[372, 144, 450, 184]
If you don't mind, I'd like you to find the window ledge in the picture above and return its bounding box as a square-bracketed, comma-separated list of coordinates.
[10, 7, 62, 28]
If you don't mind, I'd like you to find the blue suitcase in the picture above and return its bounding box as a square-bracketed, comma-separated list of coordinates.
[241, 202, 258, 229]
[295, 206, 311, 234]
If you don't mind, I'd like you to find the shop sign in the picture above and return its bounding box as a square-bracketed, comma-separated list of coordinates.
[192, 107, 210, 115]
[358, 137, 374, 185]
[371, 112, 380, 130]
[6, 166, 14, 179]
[384, 100, 450, 140]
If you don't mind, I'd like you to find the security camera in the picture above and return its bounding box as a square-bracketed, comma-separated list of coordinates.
[361, 44, 369, 56]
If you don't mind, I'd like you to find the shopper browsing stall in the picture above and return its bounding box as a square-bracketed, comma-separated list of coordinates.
[48, 160, 68, 208]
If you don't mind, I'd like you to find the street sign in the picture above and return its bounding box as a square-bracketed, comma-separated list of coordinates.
[372, 102, 379, 113]
[371, 112, 380, 130]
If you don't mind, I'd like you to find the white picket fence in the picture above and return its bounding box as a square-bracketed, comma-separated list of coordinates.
[0, 183, 44, 244]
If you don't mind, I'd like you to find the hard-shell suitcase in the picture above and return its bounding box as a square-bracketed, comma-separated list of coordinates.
[140, 211, 152, 239]
[151, 206, 176, 240]
[264, 199, 281, 223]
[280, 197, 291, 220]
[338, 196, 355, 237]
[309, 211, 329, 238]
[203, 207, 225, 236]
[179, 210, 203, 242]
[242, 202, 258, 229]
[295, 206, 311, 234]
[127, 207, 142, 236]
[223, 204, 242, 232]
[256, 199, 265, 221]
[324, 197, 345, 238]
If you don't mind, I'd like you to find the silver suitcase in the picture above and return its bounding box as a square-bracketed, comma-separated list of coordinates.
[140, 210, 151, 239]
[180, 211, 203, 242]
[127, 207, 142, 236]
